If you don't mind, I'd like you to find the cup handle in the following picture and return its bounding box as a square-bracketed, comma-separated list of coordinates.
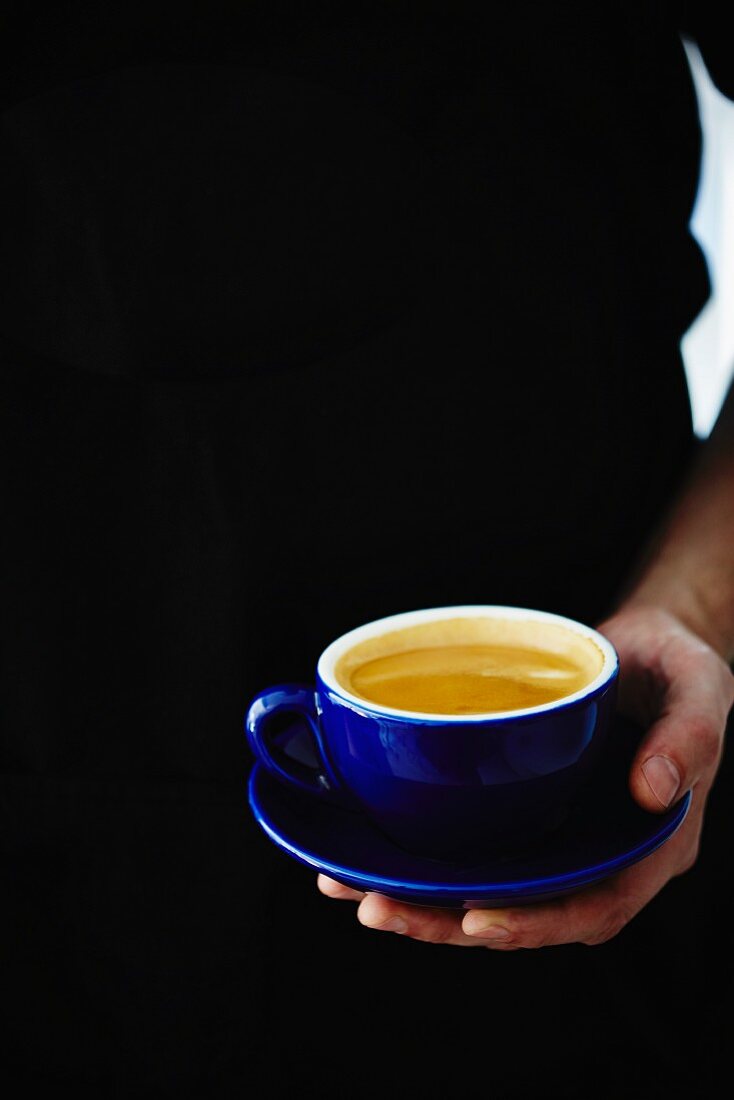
[245, 683, 343, 797]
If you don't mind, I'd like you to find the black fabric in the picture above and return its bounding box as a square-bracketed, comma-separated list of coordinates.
[1, 4, 732, 1097]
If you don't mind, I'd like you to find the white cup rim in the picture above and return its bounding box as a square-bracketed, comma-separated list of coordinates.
[317, 605, 619, 723]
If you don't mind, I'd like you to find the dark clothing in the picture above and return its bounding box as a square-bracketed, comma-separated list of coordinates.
[0, 4, 731, 1097]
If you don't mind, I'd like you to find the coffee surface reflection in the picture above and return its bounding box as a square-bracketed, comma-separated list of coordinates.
[335, 616, 604, 715]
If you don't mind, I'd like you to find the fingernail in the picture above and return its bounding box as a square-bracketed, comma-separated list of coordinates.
[375, 916, 408, 934]
[464, 916, 512, 940]
[642, 755, 681, 808]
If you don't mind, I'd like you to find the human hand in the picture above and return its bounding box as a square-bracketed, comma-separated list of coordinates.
[317, 605, 734, 948]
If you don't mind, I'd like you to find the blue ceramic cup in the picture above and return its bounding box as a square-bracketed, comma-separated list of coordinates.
[245, 606, 619, 861]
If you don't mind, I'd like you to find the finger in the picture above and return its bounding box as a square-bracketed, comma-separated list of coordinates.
[463, 880, 630, 948]
[463, 802, 702, 948]
[317, 874, 366, 902]
[357, 892, 491, 947]
[626, 645, 731, 813]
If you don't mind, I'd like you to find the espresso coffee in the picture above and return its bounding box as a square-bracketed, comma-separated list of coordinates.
[334, 616, 604, 715]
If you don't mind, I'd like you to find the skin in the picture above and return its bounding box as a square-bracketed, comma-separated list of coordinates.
[318, 382, 734, 949]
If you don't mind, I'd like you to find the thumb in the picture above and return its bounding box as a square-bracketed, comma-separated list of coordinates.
[628, 653, 726, 813]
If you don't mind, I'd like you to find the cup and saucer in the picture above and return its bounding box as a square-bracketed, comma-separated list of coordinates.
[248, 713, 690, 908]
[246, 606, 691, 909]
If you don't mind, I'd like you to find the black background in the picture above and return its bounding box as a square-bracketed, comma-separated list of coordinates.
[1, 4, 733, 1097]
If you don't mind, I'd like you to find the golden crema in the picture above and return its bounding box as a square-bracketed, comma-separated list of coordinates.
[334, 616, 604, 715]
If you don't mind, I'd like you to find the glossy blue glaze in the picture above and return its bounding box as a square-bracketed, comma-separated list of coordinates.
[245, 683, 341, 795]
[247, 714, 691, 909]
[246, 663, 618, 861]
[317, 668, 617, 859]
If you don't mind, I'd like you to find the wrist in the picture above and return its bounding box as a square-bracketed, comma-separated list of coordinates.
[615, 566, 734, 664]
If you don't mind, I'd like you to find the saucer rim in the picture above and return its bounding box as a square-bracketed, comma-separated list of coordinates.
[248, 764, 691, 898]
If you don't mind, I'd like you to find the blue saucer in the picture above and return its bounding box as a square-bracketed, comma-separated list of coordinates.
[248, 715, 691, 908]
